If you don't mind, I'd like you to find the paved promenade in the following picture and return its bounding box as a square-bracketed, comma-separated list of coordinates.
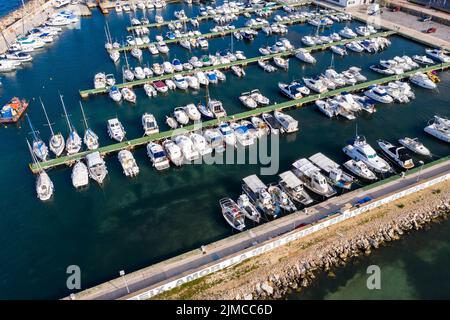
[68, 158, 450, 300]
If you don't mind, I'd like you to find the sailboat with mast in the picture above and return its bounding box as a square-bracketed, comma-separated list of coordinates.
[60, 93, 82, 155]
[79, 101, 99, 150]
[123, 49, 135, 82]
[26, 114, 49, 162]
[39, 97, 65, 157]
[27, 139, 53, 201]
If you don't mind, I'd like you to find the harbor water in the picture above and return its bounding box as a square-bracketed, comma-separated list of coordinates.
[0, 2, 449, 299]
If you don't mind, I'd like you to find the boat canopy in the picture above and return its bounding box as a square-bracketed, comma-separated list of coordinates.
[292, 158, 320, 177]
[279, 171, 302, 189]
[243, 175, 267, 193]
[309, 152, 340, 174]
[86, 152, 103, 167]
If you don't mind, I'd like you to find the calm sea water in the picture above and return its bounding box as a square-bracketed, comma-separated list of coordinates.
[0, 2, 449, 299]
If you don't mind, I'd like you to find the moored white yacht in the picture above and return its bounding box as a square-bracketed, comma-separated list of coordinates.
[162, 139, 184, 166]
[343, 135, 391, 173]
[398, 137, 431, 157]
[364, 85, 393, 103]
[86, 151, 108, 184]
[71, 160, 89, 188]
[147, 142, 170, 171]
[377, 139, 415, 170]
[173, 135, 200, 161]
[343, 159, 377, 181]
[142, 113, 159, 136]
[107, 118, 126, 142]
[189, 132, 212, 156]
[118, 150, 140, 177]
[424, 116, 450, 143]
[409, 72, 437, 89]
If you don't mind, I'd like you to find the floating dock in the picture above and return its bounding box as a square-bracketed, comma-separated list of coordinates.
[31, 62, 450, 173]
[126, 1, 312, 31]
[81, 30, 397, 98]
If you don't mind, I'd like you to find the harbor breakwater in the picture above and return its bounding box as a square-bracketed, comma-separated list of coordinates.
[150, 172, 450, 300]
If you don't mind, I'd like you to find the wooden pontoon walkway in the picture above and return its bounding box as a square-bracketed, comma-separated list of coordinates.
[81, 30, 396, 97]
[32, 62, 450, 173]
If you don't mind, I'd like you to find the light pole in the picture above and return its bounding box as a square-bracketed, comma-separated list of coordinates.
[119, 270, 130, 294]
[416, 160, 425, 182]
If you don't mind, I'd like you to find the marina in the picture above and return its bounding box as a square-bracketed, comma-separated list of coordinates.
[0, 0, 449, 300]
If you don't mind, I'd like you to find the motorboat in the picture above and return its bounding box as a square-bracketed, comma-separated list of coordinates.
[398, 137, 431, 157]
[412, 55, 434, 65]
[239, 92, 258, 109]
[258, 60, 277, 72]
[234, 125, 255, 147]
[236, 194, 261, 223]
[356, 26, 371, 36]
[133, 66, 146, 80]
[219, 122, 236, 147]
[303, 77, 328, 94]
[156, 41, 169, 54]
[343, 135, 391, 173]
[71, 161, 89, 188]
[173, 107, 190, 126]
[142, 113, 159, 136]
[162, 139, 184, 166]
[274, 110, 298, 133]
[189, 132, 212, 156]
[323, 69, 346, 87]
[206, 71, 218, 84]
[162, 61, 174, 74]
[148, 43, 159, 55]
[118, 150, 139, 177]
[107, 118, 126, 142]
[173, 74, 189, 90]
[409, 72, 437, 89]
[301, 36, 316, 47]
[153, 80, 168, 93]
[292, 158, 336, 197]
[242, 175, 280, 218]
[250, 89, 269, 106]
[345, 41, 364, 53]
[151, 63, 164, 76]
[370, 64, 395, 75]
[219, 198, 246, 231]
[231, 65, 246, 77]
[183, 103, 201, 121]
[195, 71, 209, 86]
[339, 27, 357, 38]
[309, 153, 354, 189]
[259, 46, 270, 55]
[292, 48, 315, 64]
[250, 116, 270, 138]
[109, 86, 122, 102]
[203, 128, 225, 153]
[197, 103, 214, 119]
[278, 171, 313, 206]
[343, 160, 377, 181]
[377, 139, 415, 170]
[262, 112, 281, 135]
[425, 49, 450, 63]
[278, 81, 309, 100]
[86, 151, 108, 184]
[364, 85, 393, 103]
[315, 99, 337, 118]
[121, 87, 137, 103]
[131, 47, 143, 60]
[173, 135, 200, 161]
[186, 76, 200, 90]
[351, 95, 376, 113]
[144, 83, 157, 98]
[273, 57, 289, 70]
[424, 116, 450, 143]
[268, 184, 296, 213]
[330, 45, 347, 56]
[94, 73, 106, 89]
[147, 142, 170, 171]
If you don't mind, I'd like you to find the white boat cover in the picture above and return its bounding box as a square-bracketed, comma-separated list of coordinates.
[243, 175, 267, 193]
[279, 171, 302, 188]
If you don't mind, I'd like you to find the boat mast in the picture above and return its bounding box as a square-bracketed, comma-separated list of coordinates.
[39, 97, 55, 137]
[59, 93, 73, 133]
[79, 101, 89, 131]
[26, 114, 39, 143]
[26, 138, 42, 172]
[230, 32, 233, 53]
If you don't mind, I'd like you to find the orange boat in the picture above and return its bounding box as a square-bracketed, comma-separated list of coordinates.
[0, 97, 29, 124]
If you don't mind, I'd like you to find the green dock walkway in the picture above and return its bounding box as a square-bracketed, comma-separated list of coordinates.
[82, 30, 397, 97]
[126, 2, 311, 32]
[32, 62, 450, 173]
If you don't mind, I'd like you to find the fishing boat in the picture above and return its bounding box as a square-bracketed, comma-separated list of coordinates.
[268, 184, 296, 213]
[377, 139, 415, 170]
[27, 139, 53, 201]
[409, 72, 437, 89]
[121, 87, 137, 103]
[236, 194, 261, 223]
[398, 137, 431, 157]
[219, 198, 246, 231]
[39, 97, 64, 157]
[147, 142, 170, 171]
[26, 115, 49, 162]
[274, 110, 298, 133]
[118, 150, 139, 177]
[343, 159, 377, 181]
[262, 112, 281, 135]
[343, 135, 391, 173]
[242, 175, 280, 218]
[292, 158, 336, 197]
[79, 102, 99, 150]
[309, 153, 354, 189]
[60, 94, 82, 155]
[424, 116, 450, 143]
[107, 118, 126, 142]
[71, 160, 89, 188]
[142, 113, 159, 136]
[86, 151, 108, 184]
[162, 139, 184, 166]
[109, 86, 122, 102]
[278, 171, 313, 206]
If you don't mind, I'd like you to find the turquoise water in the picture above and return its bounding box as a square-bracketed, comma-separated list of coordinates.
[0, 2, 449, 299]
